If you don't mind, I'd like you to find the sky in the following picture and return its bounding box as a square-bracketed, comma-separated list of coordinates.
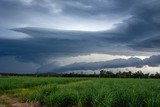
[0, 0, 160, 74]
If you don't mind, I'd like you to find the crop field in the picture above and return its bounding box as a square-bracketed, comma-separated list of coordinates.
[0, 77, 160, 107]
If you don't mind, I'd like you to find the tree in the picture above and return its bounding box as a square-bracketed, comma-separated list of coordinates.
[132, 70, 144, 78]
[105, 71, 114, 78]
[155, 72, 160, 79]
[116, 71, 122, 78]
[100, 70, 106, 77]
[144, 73, 149, 78]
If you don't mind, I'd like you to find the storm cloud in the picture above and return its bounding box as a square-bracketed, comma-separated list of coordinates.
[38, 55, 160, 72]
[0, 0, 160, 73]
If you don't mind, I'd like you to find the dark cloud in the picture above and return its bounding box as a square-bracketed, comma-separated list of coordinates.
[38, 57, 143, 72]
[0, 0, 160, 73]
[111, 0, 160, 48]
[0, 0, 144, 28]
[55, 0, 135, 18]
[0, 56, 39, 73]
[38, 55, 160, 72]
[0, 27, 124, 64]
[0, 24, 158, 72]
[143, 55, 160, 67]
[128, 36, 160, 52]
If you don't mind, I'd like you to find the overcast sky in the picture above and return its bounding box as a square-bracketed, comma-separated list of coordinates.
[0, 0, 160, 73]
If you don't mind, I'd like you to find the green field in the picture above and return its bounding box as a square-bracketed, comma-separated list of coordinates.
[0, 77, 160, 107]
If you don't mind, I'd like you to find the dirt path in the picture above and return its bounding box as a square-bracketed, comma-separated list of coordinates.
[0, 95, 41, 107]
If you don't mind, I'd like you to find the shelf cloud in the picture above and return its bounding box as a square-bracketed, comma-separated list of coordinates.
[37, 55, 160, 72]
[0, 0, 160, 73]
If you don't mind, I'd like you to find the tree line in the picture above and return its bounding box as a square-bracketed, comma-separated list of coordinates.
[1, 70, 160, 79]
[99, 70, 160, 79]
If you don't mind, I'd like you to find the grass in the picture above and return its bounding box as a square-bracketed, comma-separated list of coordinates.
[0, 77, 160, 107]
[0, 99, 9, 105]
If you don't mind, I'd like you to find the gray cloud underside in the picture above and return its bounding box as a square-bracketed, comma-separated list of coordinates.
[38, 55, 160, 72]
[0, 26, 156, 65]
[0, 0, 160, 73]
[0, 0, 138, 28]
[0, 56, 39, 73]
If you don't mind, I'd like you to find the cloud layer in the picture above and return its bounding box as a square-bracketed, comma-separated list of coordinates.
[0, 0, 160, 73]
[37, 55, 160, 72]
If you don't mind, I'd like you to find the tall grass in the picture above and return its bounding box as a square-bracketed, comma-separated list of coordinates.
[27, 78, 160, 107]
[1, 77, 160, 107]
[0, 77, 88, 92]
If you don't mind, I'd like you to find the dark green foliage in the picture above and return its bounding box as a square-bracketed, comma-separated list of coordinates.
[1, 70, 160, 79]
[1, 77, 160, 107]
[0, 77, 88, 92]
[99, 70, 160, 79]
